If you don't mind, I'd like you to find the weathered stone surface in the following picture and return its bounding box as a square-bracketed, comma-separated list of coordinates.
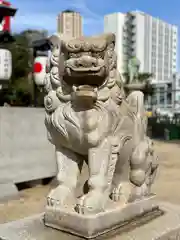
[0, 107, 56, 184]
[44, 196, 158, 238]
[1, 202, 180, 240]
[0, 182, 19, 202]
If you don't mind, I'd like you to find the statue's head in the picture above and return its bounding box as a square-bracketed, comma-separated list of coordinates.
[61, 34, 115, 81]
[46, 33, 117, 108]
[57, 33, 116, 105]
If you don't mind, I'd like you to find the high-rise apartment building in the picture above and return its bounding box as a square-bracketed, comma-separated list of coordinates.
[104, 11, 178, 83]
[57, 10, 83, 38]
[104, 11, 178, 108]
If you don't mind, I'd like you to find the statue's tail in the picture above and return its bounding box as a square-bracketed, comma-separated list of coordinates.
[106, 134, 132, 193]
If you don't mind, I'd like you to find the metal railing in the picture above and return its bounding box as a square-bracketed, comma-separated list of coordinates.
[145, 88, 180, 112]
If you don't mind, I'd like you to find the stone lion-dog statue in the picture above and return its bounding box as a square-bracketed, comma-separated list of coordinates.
[37, 33, 158, 215]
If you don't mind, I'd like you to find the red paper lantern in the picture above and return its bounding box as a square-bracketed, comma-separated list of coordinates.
[33, 56, 48, 86]
[33, 62, 43, 73]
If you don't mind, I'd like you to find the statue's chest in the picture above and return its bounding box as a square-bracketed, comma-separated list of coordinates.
[65, 110, 101, 142]
[51, 103, 120, 154]
[63, 106, 111, 150]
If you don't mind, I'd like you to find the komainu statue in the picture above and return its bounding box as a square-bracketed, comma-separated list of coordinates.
[37, 33, 159, 237]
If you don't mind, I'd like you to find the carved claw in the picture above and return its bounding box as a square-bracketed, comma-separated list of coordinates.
[75, 190, 107, 215]
[47, 197, 55, 206]
[111, 182, 133, 204]
[47, 185, 72, 207]
[130, 183, 149, 201]
[74, 195, 86, 214]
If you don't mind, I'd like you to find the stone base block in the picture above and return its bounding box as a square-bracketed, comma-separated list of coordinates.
[44, 196, 159, 239]
[1, 202, 180, 240]
[0, 182, 19, 202]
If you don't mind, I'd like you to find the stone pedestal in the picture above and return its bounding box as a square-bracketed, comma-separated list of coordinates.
[44, 196, 159, 239]
[1, 202, 180, 240]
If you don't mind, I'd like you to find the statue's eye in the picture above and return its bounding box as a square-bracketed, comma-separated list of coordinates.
[69, 53, 81, 58]
[69, 53, 75, 58]
[93, 52, 104, 58]
[100, 51, 105, 58]
[76, 53, 82, 58]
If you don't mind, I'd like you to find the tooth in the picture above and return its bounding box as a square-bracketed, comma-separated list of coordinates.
[72, 85, 77, 92]
[66, 67, 71, 75]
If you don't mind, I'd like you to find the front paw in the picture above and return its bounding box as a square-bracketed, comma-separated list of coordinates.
[111, 182, 133, 204]
[47, 185, 72, 207]
[75, 190, 107, 215]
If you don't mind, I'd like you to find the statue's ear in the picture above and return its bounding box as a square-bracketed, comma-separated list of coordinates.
[59, 52, 65, 77]
[49, 34, 60, 46]
[48, 34, 60, 50]
[48, 33, 67, 50]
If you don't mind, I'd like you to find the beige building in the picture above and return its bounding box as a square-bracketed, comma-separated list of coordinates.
[57, 10, 83, 38]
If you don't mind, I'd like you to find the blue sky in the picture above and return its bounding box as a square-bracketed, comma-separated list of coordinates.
[9, 0, 180, 68]
[10, 0, 179, 36]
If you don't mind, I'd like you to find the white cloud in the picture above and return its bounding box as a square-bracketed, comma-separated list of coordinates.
[69, 0, 103, 23]
[63, 0, 104, 34]
[11, 13, 57, 33]
[11, 0, 104, 35]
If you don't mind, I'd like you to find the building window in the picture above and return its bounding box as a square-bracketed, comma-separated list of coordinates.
[151, 94, 157, 105]
[159, 87, 165, 104]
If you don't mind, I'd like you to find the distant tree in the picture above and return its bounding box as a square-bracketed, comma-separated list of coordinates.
[10, 33, 31, 81]
[138, 73, 154, 83]
[20, 29, 48, 45]
[122, 72, 154, 84]
[0, 29, 47, 106]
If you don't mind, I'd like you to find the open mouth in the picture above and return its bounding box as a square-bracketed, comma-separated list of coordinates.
[67, 66, 102, 73]
[64, 66, 107, 88]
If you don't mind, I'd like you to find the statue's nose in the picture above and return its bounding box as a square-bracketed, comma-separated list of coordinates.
[75, 56, 97, 67]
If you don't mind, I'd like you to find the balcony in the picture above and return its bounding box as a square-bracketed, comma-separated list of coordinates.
[125, 14, 136, 29]
[126, 12, 135, 21]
